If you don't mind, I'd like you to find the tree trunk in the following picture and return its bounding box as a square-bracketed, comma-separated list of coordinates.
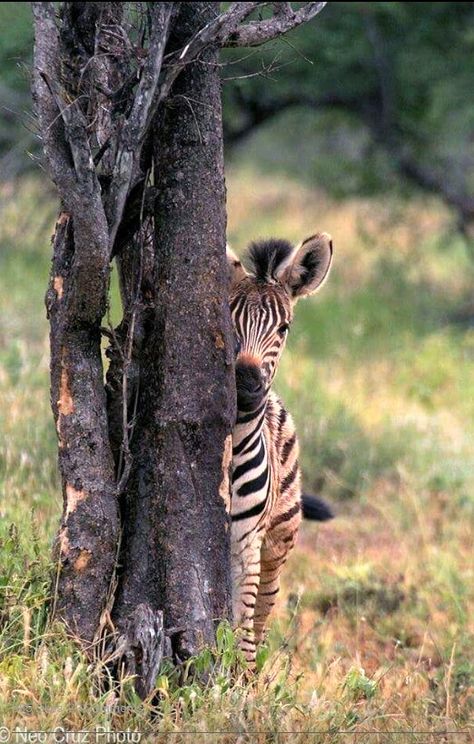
[33, 0, 324, 695]
[36, 1, 123, 646]
[47, 211, 119, 645]
[111, 1, 235, 674]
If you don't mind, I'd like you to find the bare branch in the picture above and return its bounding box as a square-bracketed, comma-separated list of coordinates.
[272, 3, 294, 20]
[155, 2, 326, 104]
[106, 3, 174, 249]
[40, 73, 97, 197]
[153, 3, 262, 107]
[220, 2, 327, 47]
[184, 2, 264, 49]
[31, 2, 76, 198]
[225, 90, 353, 143]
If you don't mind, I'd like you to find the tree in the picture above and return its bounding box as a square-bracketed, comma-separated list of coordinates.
[32, 1, 326, 697]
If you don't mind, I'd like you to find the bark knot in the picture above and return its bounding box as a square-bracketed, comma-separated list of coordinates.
[219, 434, 233, 517]
[58, 366, 74, 416]
[214, 331, 225, 350]
[65, 483, 87, 516]
[53, 275, 64, 300]
[74, 549, 92, 572]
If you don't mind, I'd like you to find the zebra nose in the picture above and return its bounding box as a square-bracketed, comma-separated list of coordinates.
[235, 361, 264, 412]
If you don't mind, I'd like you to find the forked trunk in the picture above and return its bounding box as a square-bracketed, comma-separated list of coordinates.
[34, 0, 325, 696]
[112, 3, 235, 670]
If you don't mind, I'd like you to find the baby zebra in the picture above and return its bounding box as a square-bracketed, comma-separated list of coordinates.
[228, 232, 334, 664]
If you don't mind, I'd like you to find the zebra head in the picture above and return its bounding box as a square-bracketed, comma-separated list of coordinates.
[228, 233, 333, 413]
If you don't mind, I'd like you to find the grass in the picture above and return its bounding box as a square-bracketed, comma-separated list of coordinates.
[0, 169, 473, 742]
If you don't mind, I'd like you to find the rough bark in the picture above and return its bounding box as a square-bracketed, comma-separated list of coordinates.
[34, 2, 120, 644]
[112, 605, 169, 699]
[112, 2, 236, 672]
[33, 0, 328, 688]
[220, 1, 326, 46]
[46, 212, 119, 645]
[105, 212, 156, 485]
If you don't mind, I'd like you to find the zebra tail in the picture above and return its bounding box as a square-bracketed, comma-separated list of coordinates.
[302, 493, 334, 521]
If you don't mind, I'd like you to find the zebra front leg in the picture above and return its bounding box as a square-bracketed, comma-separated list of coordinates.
[231, 529, 263, 666]
[253, 523, 299, 645]
[252, 546, 284, 646]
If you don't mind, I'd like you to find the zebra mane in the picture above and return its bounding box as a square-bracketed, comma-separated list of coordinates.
[247, 239, 293, 283]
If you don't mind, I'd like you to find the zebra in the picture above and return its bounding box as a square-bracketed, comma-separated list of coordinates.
[227, 232, 334, 665]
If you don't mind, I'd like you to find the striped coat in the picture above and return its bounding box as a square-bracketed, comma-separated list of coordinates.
[227, 232, 334, 664]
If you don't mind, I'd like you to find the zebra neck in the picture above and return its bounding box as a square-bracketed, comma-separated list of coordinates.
[233, 399, 267, 460]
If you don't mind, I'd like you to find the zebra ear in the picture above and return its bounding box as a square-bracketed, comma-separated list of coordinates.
[227, 245, 247, 287]
[279, 232, 333, 298]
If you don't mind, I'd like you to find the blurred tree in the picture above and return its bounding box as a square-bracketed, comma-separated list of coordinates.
[222, 2, 474, 238]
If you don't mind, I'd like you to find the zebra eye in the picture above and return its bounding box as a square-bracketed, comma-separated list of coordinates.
[234, 336, 242, 355]
[278, 323, 290, 336]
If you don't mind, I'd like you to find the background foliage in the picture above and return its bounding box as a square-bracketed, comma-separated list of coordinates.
[222, 2, 474, 236]
[0, 2, 473, 739]
[3, 2, 474, 232]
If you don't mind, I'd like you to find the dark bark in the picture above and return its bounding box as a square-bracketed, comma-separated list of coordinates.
[33, 0, 327, 692]
[34, 2, 121, 644]
[221, 1, 326, 47]
[112, 3, 235, 675]
[113, 605, 169, 699]
[105, 213, 156, 484]
[46, 211, 119, 644]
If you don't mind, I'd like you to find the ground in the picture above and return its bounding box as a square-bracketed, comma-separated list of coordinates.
[0, 167, 473, 742]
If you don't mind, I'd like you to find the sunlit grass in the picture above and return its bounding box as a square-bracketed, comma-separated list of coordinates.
[0, 170, 473, 739]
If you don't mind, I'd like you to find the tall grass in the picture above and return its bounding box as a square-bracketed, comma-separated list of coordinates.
[0, 170, 473, 741]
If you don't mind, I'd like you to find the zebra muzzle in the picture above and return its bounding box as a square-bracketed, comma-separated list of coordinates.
[235, 361, 265, 412]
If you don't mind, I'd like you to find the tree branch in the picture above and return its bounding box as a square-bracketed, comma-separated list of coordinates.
[40, 71, 97, 198]
[272, 3, 294, 20]
[179, 2, 264, 51]
[31, 2, 76, 198]
[156, 2, 326, 110]
[106, 2, 174, 249]
[151, 6, 261, 105]
[220, 2, 327, 47]
[95, 1, 328, 250]
[225, 90, 360, 144]
[394, 150, 474, 224]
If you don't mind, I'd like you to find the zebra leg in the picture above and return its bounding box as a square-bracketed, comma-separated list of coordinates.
[252, 544, 285, 645]
[231, 530, 263, 665]
[253, 523, 299, 645]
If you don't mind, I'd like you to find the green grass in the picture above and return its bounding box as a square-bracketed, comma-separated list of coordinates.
[0, 171, 473, 741]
